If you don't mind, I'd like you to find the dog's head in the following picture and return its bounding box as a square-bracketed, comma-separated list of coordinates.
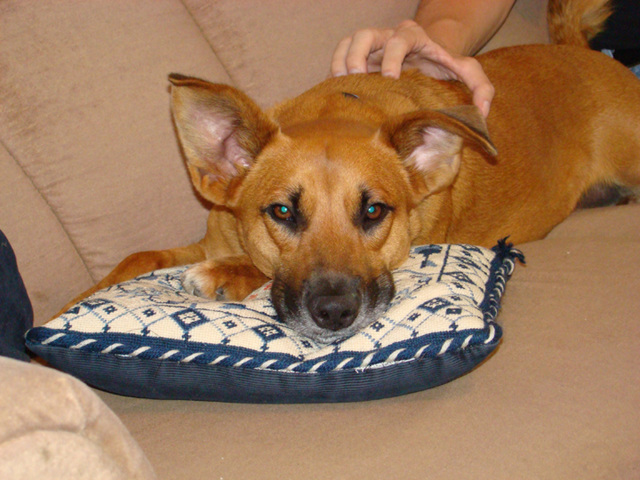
[169, 74, 496, 342]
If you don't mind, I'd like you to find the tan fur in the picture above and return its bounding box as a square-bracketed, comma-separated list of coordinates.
[548, 0, 612, 46]
[59, 1, 640, 340]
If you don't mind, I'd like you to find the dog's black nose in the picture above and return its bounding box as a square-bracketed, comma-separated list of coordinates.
[308, 294, 360, 331]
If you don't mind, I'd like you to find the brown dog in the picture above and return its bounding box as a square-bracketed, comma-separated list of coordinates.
[64, 3, 640, 342]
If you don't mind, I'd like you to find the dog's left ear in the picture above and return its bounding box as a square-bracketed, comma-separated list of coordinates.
[383, 105, 497, 201]
[169, 74, 279, 206]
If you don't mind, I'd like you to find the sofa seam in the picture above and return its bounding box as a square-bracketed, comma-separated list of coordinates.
[179, 0, 239, 86]
[0, 138, 93, 280]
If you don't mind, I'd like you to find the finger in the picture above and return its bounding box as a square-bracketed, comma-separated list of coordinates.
[445, 56, 495, 117]
[380, 21, 422, 78]
[331, 36, 353, 77]
[380, 34, 410, 78]
[344, 28, 392, 74]
[472, 82, 495, 118]
[417, 44, 495, 118]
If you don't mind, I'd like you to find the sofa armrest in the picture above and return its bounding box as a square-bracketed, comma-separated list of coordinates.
[0, 357, 156, 480]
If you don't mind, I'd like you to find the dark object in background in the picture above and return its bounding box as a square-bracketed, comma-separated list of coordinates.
[0, 230, 33, 361]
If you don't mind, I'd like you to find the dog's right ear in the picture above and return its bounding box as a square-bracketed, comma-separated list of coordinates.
[169, 74, 279, 206]
[382, 105, 497, 203]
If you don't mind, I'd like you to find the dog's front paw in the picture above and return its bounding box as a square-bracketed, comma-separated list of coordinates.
[181, 262, 223, 300]
[181, 256, 269, 301]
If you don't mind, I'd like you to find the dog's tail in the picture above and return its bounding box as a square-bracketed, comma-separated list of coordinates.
[547, 0, 612, 47]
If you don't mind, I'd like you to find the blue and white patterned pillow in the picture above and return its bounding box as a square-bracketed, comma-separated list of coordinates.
[26, 242, 522, 403]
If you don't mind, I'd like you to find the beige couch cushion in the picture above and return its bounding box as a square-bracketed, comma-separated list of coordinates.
[480, 0, 549, 53]
[182, 0, 419, 107]
[0, 357, 156, 480]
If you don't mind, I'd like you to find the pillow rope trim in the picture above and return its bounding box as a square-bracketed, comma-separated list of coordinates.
[26, 241, 522, 403]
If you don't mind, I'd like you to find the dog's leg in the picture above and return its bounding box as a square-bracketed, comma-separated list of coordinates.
[54, 243, 206, 317]
[182, 255, 269, 301]
[577, 184, 640, 208]
[591, 88, 640, 206]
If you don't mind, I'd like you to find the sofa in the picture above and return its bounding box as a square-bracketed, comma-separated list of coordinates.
[1, 1, 639, 478]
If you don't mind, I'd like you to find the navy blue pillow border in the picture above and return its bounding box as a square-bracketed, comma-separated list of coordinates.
[28, 339, 498, 403]
[26, 241, 522, 403]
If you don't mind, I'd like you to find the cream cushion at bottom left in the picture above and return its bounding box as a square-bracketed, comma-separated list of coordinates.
[0, 356, 156, 480]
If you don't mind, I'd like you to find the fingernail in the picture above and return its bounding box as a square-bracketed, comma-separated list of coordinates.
[482, 100, 491, 117]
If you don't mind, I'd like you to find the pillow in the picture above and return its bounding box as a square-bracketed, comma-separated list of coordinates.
[26, 241, 523, 403]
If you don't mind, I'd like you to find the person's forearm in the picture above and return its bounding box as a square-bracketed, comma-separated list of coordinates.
[415, 0, 516, 55]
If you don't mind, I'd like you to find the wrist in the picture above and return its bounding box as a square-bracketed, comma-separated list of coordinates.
[420, 18, 477, 56]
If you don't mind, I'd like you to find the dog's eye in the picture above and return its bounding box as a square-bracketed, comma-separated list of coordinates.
[274, 205, 291, 220]
[270, 204, 294, 222]
[365, 204, 384, 221]
[361, 203, 390, 231]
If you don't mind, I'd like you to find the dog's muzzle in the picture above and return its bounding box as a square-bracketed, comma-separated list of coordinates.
[305, 273, 362, 331]
[271, 269, 395, 343]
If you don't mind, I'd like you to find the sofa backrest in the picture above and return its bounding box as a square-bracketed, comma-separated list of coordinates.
[0, 0, 548, 325]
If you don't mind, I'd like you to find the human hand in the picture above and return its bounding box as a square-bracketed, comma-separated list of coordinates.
[331, 20, 494, 117]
